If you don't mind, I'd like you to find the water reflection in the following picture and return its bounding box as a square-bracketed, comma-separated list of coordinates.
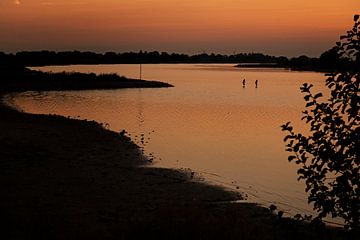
[11, 64, 328, 217]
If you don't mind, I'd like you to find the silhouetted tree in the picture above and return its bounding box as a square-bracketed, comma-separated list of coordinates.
[8, 50, 296, 66]
[319, 47, 342, 68]
[289, 55, 319, 69]
[282, 15, 359, 230]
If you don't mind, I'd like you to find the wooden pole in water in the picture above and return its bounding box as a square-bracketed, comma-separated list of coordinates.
[140, 63, 142, 80]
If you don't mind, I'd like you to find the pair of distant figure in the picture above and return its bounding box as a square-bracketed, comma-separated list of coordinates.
[242, 79, 258, 88]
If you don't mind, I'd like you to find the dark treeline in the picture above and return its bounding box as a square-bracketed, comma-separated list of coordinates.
[0, 48, 355, 71]
[1, 51, 287, 66]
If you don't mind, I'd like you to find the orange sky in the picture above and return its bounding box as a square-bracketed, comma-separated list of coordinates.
[0, 0, 359, 56]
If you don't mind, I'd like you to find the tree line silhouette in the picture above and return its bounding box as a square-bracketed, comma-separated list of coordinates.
[0, 48, 354, 71]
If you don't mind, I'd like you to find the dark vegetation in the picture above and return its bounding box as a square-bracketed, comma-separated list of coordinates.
[0, 43, 355, 71]
[0, 56, 172, 92]
[282, 15, 359, 230]
[1, 50, 289, 66]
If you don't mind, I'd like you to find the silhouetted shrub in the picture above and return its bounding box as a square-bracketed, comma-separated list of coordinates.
[282, 15, 359, 230]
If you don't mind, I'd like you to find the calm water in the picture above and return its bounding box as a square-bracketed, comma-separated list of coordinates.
[10, 64, 329, 217]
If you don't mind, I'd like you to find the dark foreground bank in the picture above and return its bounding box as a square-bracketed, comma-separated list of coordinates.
[0, 93, 352, 240]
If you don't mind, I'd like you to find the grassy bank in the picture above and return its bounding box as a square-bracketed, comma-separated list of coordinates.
[0, 65, 172, 92]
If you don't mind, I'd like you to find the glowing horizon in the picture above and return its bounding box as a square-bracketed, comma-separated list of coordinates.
[0, 0, 359, 56]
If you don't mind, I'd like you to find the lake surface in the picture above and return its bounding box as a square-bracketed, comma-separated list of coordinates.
[10, 64, 329, 217]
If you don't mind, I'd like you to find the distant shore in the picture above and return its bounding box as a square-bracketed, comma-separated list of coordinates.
[234, 63, 335, 72]
[2, 49, 355, 73]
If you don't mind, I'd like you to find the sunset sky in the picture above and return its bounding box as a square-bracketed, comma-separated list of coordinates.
[0, 0, 359, 56]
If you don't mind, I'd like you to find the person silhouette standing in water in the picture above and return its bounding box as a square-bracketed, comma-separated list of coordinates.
[242, 79, 246, 88]
[255, 79, 258, 88]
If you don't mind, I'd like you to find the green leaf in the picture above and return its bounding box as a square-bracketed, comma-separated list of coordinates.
[306, 102, 314, 107]
[340, 35, 347, 40]
[314, 93, 323, 99]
